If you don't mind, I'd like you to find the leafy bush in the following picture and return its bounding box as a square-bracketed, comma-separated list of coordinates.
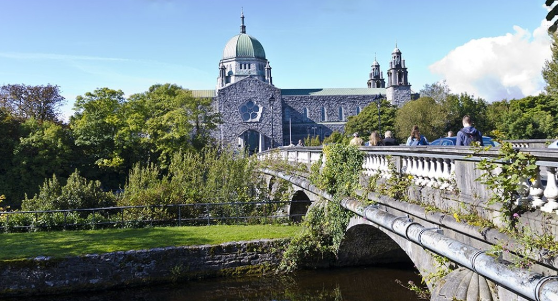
[22, 170, 116, 211]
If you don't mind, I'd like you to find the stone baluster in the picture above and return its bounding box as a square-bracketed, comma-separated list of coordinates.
[529, 167, 546, 208]
[515, 177, 530, 206]
[439, 158, 451, 190]
[541, 167, 558, 213]
[362, 154, 370, 176]
[411, 157, 421, 184]
[426, 158, 437, 187]
[401, 156, 409, 175]
[447, 159, 456, 191]
[432, 158, 444, 188]
[373, 155, 381, 177]
[406, 157, 414, 181]
[361, 154, 370, 175]
[413, 157, 422, 185]
[380, 155, 389, 178]
[369, 154, 378, 176]
[416, 157, 426, 186]
[419, 157, 427, 186]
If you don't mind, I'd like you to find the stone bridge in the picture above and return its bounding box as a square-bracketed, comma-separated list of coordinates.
[257, 141, 558, 301]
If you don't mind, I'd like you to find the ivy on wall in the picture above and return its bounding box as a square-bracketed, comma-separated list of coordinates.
[279, 144, 363, 272]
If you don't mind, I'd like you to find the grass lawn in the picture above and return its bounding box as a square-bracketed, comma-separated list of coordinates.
[0, 224, 300, 261]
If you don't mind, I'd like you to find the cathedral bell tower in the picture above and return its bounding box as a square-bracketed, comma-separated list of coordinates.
[367, 54, 385, 88]
[386, 44, 411, 107]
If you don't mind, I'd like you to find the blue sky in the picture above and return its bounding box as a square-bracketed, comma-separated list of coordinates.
[0, 0, 553, 120]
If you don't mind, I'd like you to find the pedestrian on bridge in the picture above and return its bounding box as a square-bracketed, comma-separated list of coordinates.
[366, 131, 384, 146]
[349, 132, 363, 146]
[406, 125, 428, 146]
[456, 115, 483, 146]
[382, 130, 398, 146]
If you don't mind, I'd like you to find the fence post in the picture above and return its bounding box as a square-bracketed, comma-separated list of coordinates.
[206, 203, 210, 226]
[178, 205, 181, 227]
[64, 211, 67, 230]
[121, 208, 124, 229]
[92, 210, 96, 230]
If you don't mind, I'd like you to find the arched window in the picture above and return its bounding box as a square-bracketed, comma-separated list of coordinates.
[338, 107, 344, 121]
[284, 107, 291, 121]
[303, 108, 309, 123]
[321, 107, 327, 122]
[356, 106, 361, 115]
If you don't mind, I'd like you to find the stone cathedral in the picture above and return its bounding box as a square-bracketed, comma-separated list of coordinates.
[192, 12, 413, 153]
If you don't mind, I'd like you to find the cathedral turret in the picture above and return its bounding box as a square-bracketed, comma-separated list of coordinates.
[367, 54, 385, 88]
[265, 61, 272, 85]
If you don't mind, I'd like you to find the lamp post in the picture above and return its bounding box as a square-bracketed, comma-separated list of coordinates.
[374, 94, 382, 136]
[269, 94, 275, 149]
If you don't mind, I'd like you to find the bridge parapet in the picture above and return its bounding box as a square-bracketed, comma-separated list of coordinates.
[259, 146, 558, 217]
[506, 139, 554, 148]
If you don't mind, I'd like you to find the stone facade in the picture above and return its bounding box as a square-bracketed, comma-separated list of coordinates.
[215, 77, 282, 151]
[282, 93, 377, 145]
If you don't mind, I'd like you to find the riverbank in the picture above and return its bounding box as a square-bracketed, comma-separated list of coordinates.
[0, 238, 290, 298]
[0, 224, 300, 260]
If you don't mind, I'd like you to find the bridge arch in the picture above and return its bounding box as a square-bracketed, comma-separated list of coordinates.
[336, 222, 411, 267]
[289, 190, 311, 222]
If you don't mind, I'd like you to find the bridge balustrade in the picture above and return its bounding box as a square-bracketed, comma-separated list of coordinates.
[259, 145, 558, 217]
[506, 139, 554, 148]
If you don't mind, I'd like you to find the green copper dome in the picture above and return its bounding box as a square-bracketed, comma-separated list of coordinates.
[223, 34, 266, 60]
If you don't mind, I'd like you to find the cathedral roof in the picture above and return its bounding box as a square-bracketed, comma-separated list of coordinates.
[282, 88, 385, 96]
[222, 11, 266, 60]
[223, 34, 266, 59]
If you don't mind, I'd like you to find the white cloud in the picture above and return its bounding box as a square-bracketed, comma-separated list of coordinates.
[429, 21, 552, 102]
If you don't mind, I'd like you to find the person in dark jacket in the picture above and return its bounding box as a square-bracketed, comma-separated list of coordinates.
[382, 131, 398, 146]
[456, 115, 484, 146]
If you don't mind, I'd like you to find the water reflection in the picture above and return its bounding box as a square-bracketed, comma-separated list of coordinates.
[16, 265, 424, 301]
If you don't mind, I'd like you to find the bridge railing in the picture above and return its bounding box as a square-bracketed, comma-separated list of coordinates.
[505, 139, 554, 148]
[258, 145, 558, 219]
[0, 201, 302, 233]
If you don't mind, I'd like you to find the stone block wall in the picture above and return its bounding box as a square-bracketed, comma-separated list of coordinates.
[282, 94, 374, 144]
[0, 239, 289, 298]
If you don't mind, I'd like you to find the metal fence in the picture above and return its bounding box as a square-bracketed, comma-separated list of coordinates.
[0, 200, 307, 233]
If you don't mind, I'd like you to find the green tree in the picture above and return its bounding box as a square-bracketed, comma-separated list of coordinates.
[322, 131, 347, 145]
[0, 108, 22, 206]
[127, 84, 221, 167]
[70, 87, 129, 188]
[543, 32, 558, 100]
[485, 100, 511, 137]
[487, 95, 558, 139]
[344, 99, 397, 139]
[420, 80, 451, 103]
[440, 93, 489, 135]
[395, 97, 446, 142]
[7, 119, 73, 207]
[0, 84, 65, 122]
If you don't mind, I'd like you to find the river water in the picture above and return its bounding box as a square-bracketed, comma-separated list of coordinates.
[17, 264, 425, 301]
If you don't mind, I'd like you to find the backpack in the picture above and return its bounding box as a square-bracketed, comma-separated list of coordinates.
[460, 129, 481, 145]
